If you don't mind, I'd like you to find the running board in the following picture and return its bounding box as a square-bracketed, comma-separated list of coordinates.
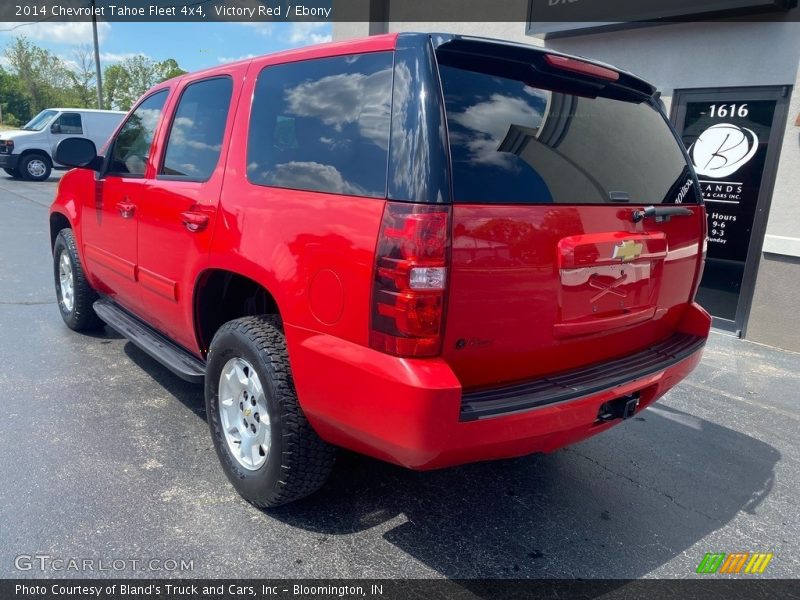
[93, 298, 205, 384]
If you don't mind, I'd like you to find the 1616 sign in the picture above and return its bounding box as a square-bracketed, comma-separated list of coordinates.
[680, 100, 776, 262]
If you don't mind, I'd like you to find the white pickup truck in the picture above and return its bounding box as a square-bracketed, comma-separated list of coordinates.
[0, 108, 125, 181]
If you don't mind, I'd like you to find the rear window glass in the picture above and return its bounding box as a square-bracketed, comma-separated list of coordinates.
[437, 62, 699, 205]
[247, 52, 393, 198]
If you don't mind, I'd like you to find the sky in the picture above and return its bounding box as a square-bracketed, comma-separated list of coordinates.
[0, 20, 332, 71]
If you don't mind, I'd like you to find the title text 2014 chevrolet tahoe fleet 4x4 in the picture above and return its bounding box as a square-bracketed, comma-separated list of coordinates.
[49, 33, 711, 507]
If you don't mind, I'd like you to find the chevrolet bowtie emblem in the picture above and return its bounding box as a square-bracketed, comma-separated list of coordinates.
[613, 240, 643, 262]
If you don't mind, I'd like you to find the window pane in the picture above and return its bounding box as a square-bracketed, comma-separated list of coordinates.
[437, 61, 699, 205]
[109, 90, 168, 176]
[247, 52, 393, 198]
[161, 77, 233, 179]
[56, 113, 83, 134]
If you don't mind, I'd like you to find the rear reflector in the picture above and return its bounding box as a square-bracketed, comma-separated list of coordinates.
[371, 202, 451, 357]
[544, 54, 620, 82]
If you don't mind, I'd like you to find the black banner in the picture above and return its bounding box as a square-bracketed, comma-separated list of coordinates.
[3, 579, 800, 600]
[0, 0, 798, 23]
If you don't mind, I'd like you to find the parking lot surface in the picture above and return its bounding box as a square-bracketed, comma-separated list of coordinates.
[0, 171, 798, 579]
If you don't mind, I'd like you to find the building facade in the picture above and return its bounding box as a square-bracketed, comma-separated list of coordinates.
[334, 3, 800, 351]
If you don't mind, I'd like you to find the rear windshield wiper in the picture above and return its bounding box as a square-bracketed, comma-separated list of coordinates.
[632, 205, 694, 223]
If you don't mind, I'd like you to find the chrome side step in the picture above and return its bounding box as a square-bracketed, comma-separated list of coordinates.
[93, 298, 205, 384]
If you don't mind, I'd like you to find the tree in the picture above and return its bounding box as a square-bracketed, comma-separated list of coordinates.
[67, 45, 97, 109]
[103, 63, 128, 112]
[2, 36, 187, 116]
[4, 36, 72, 114]
[156, 58, 186, 82]
[0, 66, 30, 126]
[102, 55, 186, 111]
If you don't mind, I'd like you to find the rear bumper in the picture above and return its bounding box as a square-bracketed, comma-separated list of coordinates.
[0, 153, 19, 169]
[288, 302, 711, 470]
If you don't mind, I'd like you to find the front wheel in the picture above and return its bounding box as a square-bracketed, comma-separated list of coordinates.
[205, 315, 336, 507]
[53, 229, 103, 331]
[3, 167, 21, 178]
[20, 152, 52, 181]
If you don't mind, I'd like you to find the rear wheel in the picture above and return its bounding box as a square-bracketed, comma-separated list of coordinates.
[3, 168, 21, 178]
[205, 315, 336, 507]
[53, 229, 103, 331]
[20, 152, 52, 181]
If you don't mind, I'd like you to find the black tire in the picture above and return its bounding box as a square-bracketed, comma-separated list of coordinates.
[3, 167, 21, 178]
[53, 229, 103, 331]
[206, 315, 336, 507]
[19, 152, 52, 182]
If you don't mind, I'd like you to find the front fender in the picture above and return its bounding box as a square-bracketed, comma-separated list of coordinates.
[49, 169, 93, 276]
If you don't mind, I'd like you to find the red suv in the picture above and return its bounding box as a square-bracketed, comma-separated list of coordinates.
[50, 33, 711, 507]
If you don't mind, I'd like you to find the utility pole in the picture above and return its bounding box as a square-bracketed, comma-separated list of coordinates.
[91, 0, 104, 109]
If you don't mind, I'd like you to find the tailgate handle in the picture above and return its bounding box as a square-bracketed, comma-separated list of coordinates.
[632, 205, 694, 223]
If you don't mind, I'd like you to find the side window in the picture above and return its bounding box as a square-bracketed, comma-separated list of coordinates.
[160, 77, 233, 180]
[247, 52, 393, 198]
[108, 90, 168, 177]
[54, 112, 83, 134]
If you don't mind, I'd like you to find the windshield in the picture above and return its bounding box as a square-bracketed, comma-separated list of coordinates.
[22, 110, 58, 131]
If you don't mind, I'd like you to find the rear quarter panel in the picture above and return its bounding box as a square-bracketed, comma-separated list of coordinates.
[211, 36, 399, 345]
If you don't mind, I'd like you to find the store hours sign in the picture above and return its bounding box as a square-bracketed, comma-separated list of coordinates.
[680, 100, 776, 262]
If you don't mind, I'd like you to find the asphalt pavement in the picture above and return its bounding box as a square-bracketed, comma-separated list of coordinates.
[0, 171, 798, 579]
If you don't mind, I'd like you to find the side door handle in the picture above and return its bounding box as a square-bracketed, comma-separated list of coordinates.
[181, 211, 211, 233]
[116, 200, 136, 219]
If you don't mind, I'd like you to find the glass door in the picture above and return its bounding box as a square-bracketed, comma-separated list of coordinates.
[672, 86, 790, 335]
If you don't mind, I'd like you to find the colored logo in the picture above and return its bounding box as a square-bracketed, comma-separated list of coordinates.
[690, 123, 759, 179]
[696, 552, 773, 574]
[612, 240, 643, 262]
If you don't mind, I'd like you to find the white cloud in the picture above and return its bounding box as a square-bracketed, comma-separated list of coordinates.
[217, 53, 256, 64]
[288, 22, 331, 45]
[241, 22, 274, 37]
[235, 21, 331, 46]
[1, 21, 111, 44]
[100, 52, 144, 64]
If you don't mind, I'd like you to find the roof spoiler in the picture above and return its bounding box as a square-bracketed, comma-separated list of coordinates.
[429, 34, 657, 100]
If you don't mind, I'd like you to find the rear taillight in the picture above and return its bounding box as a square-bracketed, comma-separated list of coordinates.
[370, 202, 451, 358]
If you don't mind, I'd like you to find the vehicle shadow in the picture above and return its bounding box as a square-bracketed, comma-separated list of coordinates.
[124, 342, 206, 418]
[123, 341, 779, 581]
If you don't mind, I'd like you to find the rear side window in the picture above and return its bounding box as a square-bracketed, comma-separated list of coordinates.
[437, 61, 699, 205]
[109, 90, 168, 176]
[161, 77, 233, 180]
[247, 52, 393, 198]
[54, 112, 83, 134]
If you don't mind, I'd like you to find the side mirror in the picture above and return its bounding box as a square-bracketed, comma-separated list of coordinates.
[55, 137, 102, 171]
[50, 123, 61, 134]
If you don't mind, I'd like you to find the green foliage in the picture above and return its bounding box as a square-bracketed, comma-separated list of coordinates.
[2, 112, 21, 127]
[0, 35, 187, 120]
[156, 58, 187, 82]
[0, 66, 30, 126]
[102, 56, 188, 111]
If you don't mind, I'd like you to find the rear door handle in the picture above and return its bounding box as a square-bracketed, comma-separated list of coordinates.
[632, 205, 694, 223]
[181, 211, 211, 233]
[116, 201, 136, 219]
